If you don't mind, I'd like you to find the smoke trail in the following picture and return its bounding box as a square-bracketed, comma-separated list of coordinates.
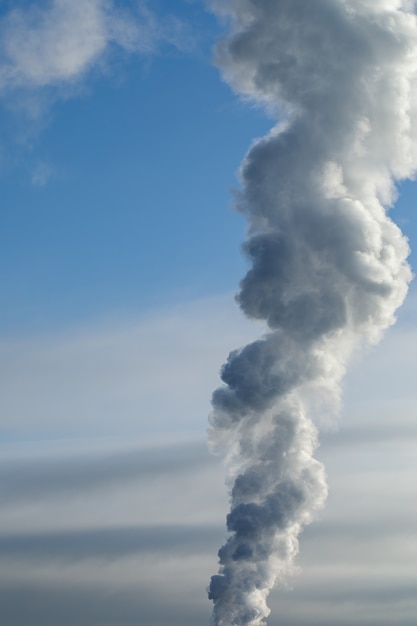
[207, 2, 416, 625]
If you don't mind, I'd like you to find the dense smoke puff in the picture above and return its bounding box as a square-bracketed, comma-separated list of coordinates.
[208, 2, 416, 625]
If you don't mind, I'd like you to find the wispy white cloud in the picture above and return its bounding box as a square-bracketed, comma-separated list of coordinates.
[0, 0, 189, 93]
[30, 160, 53, 186]
[0, 0, 193, 179]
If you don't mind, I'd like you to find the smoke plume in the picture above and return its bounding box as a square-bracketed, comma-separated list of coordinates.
[208, 2, 416, 625]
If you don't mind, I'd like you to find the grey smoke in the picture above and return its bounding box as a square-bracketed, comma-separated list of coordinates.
[207, 1, 416, 625]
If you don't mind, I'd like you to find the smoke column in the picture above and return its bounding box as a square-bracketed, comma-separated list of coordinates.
[207, 2, 417, 625]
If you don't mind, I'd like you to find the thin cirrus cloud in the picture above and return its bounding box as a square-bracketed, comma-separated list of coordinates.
[0, 295, 261, 438]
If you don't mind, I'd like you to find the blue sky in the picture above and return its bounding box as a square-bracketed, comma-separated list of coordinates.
[0, 2, 417, 626]
[1, 1, 416, 336]
[0, 0, 272, 335]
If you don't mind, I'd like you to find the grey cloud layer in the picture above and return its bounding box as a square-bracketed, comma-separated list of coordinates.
[0, 524, 222, 562]
[0, 300, 415, 625]
[0, 440, 211, 504]
[0, 412, 415, 626]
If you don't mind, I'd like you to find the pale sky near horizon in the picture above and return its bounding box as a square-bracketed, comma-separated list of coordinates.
[0, 2, 416, 625]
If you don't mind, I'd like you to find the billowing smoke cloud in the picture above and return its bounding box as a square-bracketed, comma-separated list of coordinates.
[207, 2, 416, 625]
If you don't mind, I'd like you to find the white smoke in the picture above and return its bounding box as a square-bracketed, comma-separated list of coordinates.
[207, 2, 416, 625]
